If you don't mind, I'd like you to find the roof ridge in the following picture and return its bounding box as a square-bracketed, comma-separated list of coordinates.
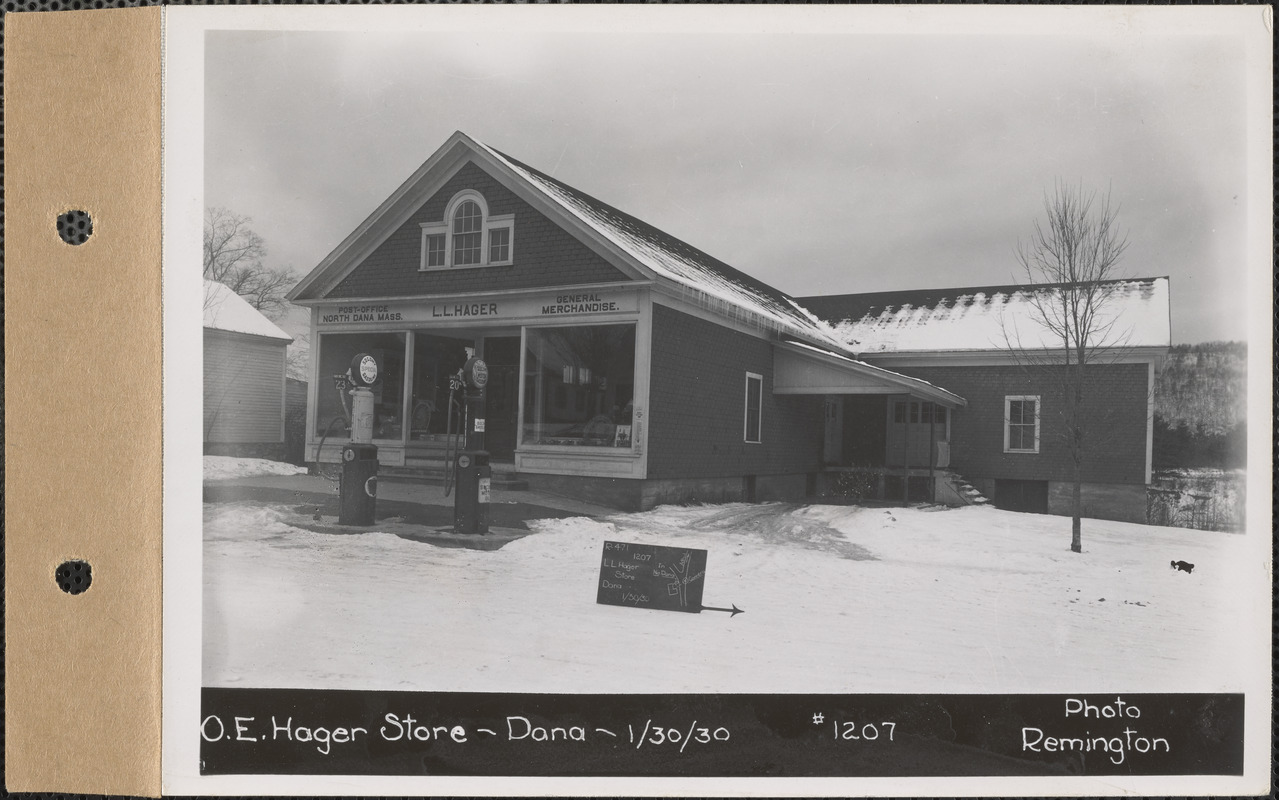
[489, 146, 806, 308]
[481, 141, 844, 347]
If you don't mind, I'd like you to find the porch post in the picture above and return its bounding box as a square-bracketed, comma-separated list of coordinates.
[402, 330, 415, 447]
[928, 402, 936, 502]
[902, 396, 911, 503]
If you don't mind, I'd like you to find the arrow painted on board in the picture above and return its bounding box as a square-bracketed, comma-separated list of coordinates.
[700, 603, 744, 617]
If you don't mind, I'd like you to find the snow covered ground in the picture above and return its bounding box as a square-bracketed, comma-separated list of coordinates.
[203, 500, 1254, 695]
[203, 456, 308, 482]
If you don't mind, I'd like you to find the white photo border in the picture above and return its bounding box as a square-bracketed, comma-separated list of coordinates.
[162, 5, 1274, 795]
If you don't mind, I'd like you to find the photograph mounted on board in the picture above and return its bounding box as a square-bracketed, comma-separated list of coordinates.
[171, 5, 1270, 791]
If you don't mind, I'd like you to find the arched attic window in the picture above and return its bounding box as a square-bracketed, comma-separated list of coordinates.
[419, 190, 515, 270]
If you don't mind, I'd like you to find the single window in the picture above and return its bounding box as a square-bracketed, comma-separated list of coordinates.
[893, 401, 906, 424]
[1004, 395, 1040, 453]
[451, 200, 483, 265]
[425, 234, 446, 267]
[744, 373, 763, 443]
[918, 401, 944, 424]
[488, 226, 511, 263]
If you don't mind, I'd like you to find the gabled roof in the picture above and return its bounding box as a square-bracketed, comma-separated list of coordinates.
[204, 280, 292, 341]
[797, 277, 1171, 355]
[476, 143, 842, 348]
[289, 131, 842, 348]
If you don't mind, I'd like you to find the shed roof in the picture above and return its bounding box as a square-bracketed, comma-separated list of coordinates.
[775, 340, 967, 407]
[203, 280, 292, 341]
[797, 277, 1171, 355]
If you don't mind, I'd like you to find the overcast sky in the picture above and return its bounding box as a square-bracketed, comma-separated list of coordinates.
[205, 22, 1253, 344]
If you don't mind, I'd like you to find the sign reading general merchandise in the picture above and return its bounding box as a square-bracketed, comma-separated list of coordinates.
[317, 289, 638, 328]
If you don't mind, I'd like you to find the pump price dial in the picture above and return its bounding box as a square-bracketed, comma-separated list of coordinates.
[458, 454, 472, 469]
[464, 357, 489, 389]
[350, 353, 379, 386]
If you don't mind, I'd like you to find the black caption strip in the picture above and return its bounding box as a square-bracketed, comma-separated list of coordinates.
[200, 689, 1243, 777]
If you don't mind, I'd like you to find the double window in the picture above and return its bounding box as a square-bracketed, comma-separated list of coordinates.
[420, 190, 515, 270]
[892, 400, 947, 425]
[1004, 395, 1040, 453]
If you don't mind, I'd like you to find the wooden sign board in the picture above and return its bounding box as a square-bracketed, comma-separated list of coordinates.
[596, 541, 707, 613]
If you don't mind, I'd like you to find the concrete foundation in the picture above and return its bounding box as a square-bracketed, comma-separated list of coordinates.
[1048, 481, 1148, 524]
[525, 472, 814, 512]
[205, 441, 288, 461]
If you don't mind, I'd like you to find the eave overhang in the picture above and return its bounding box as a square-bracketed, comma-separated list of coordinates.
[773, 340, 967, 408]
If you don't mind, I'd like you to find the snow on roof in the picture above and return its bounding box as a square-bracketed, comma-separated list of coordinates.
[478, 142, 845, 349]
[797, 277, 1171, 355]
[203, 280, 292, 341]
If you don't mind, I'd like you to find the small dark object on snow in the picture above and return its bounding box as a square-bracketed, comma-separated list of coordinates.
[1171, 560, 1195, 574]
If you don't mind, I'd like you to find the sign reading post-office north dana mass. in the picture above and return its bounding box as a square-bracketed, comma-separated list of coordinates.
[316, 288, 639, 328]
[597, 541, 709, 614]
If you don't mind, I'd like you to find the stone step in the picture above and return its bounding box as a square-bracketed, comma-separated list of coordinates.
[380, 463, 528, 490]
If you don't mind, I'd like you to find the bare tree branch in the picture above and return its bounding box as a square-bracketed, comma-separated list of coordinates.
[1004, 180, 1133, 553]
[204, 207, 298, 318]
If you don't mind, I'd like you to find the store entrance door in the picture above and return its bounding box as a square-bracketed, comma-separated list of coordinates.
[481, 336, 521, 462]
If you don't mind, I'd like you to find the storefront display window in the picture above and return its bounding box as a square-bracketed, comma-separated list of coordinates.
[409, 332, 472, 439]
[315, 332, 406, 439]
[522, 324, 636, 448]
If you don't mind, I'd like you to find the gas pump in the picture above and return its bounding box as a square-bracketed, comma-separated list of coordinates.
[339, 352, 379, 526]
[453, 355, 490, 534]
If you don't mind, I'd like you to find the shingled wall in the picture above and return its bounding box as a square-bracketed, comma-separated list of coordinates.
[327, 161, 628, 298]
[887, 362, 1151, 487]
[646, 303, 824, 485]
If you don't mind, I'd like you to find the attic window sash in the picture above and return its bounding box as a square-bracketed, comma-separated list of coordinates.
[419, 193, 515, 271]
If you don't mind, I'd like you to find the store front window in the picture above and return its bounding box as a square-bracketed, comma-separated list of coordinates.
[409, 332, 472, 440]
[315, 332, 406, 439]
[522, 324, 636, 448]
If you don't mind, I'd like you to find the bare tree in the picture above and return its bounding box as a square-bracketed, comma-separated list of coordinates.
[1009, 181, 1131, 553]
[285, 332, 312, 381]
[204, 207, 296, 318]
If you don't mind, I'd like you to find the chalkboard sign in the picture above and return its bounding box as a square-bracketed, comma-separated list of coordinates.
[596, 541, 707, 613]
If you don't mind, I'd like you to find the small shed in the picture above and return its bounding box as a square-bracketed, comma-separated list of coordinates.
[203, 280, 293, 458]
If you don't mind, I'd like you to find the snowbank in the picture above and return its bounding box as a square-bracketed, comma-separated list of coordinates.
[204, 501, 1253, 695]
[203, 456, 308, 481]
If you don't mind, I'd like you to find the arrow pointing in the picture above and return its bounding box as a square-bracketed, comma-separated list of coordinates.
[700, 603, 744, 617]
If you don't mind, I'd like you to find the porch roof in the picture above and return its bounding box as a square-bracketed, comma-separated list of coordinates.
[773, 340, 966, 407]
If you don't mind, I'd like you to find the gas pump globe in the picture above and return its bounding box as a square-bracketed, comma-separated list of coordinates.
[454, 356, 491, 534]
[340, 352, 379, 526]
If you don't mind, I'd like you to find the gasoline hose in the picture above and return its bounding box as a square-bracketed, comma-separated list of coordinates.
[442, 389, 464, 497]
[312, 416, 349, 477]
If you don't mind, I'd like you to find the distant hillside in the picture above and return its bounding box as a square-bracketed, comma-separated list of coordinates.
[1155, 342, 1246, 434]
[1152, 342, 1246, 469]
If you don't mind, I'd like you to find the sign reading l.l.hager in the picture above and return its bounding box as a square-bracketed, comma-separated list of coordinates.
[317, 288, 638, 328]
